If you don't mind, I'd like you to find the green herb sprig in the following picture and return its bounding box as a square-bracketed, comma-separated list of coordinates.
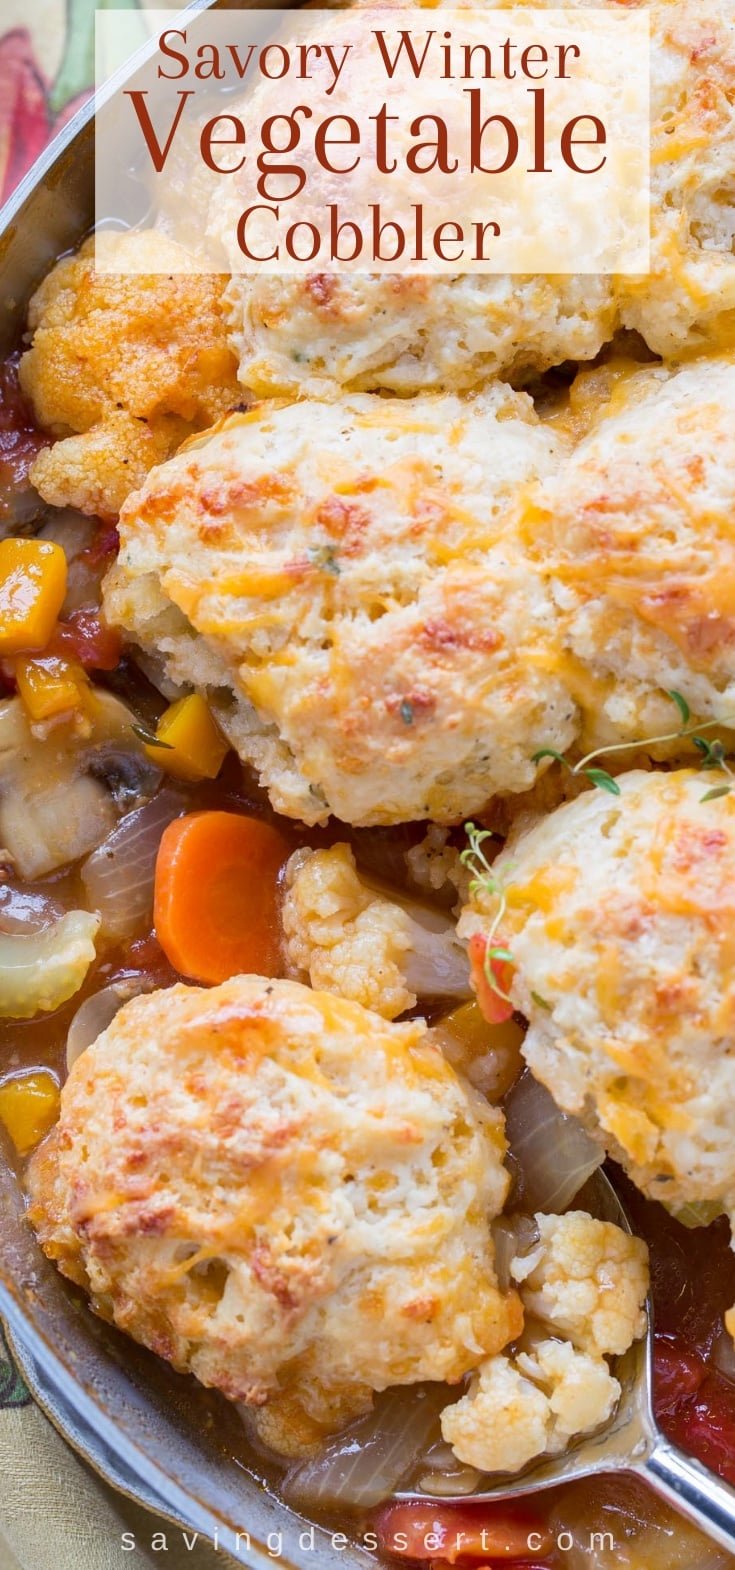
[460, 822, 515, 1006]
[533, 690, 735, 803]
[306, 545, 341, 576]
[131, 723, 174, 750]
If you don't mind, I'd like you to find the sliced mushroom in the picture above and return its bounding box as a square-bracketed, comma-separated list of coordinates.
[0, 691, 162, 879]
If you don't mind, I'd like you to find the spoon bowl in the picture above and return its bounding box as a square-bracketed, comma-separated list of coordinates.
[399, 1168, 735, 1556]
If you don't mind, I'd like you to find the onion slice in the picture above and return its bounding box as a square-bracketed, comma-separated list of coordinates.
[504, 1069, 603, 1214]
[417, 1465, 482, 1497]
[281, 1384, 448, 1510]
[81, 788, 185, 938]
[492, 1214, 541, 1294]
[66, 980, 149, 1072]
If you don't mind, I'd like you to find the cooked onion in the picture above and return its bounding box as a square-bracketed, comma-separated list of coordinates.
[402, 913, 471, 1001]
[417, 1466, 482, 1496]
[358, 873, 471, 1001]
[81, 789, 185, 938]
[669, 1198, 725, 1229]
[2, 486, 42, 531]
[281, 1384, 448, 1510]
[492, 1214, 541, 1294]
[39, 511, 97, 610]
[130, 648, 186, 704]
[413, 1437, 483, 1495]
[66, 980, 147, 1072]
[504, 1069, 603, 1214]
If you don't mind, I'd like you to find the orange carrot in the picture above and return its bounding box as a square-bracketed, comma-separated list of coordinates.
[153, 811, 290, 985]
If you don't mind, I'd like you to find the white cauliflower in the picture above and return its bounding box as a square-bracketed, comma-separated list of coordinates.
[282, 845, 470, 1021]
[511, 1212, 648, 1359]
[442, 1208, 648, 1476]
[441, 1337, 620, 1475]
[405, 826, 470, 908]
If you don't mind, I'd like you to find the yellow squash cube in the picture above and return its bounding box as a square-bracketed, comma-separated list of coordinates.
[0, 538, 67, 654]
[15, 653, 88, 722]
[0, 1070, 60, 1155]
[145, 693, 229, 782]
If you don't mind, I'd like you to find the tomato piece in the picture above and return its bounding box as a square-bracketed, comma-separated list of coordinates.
[662, 1371, 735, 1486]
[618, 1176, 735, 1350]
[653, 1334, 706, 1418]
[468, 932, 515, 1024]
[0, 356, 48, 518]
[650, 1323, 735, 1487]
[374, 1502, 551, 1562]
[51, 608, 122, 671]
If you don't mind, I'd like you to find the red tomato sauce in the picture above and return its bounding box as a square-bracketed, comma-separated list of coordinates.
[0, 352, 48, 521]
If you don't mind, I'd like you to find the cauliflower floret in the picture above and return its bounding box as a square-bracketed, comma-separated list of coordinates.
[283, 845, 415, 1019]
[405, 826, 470, 908]
[21, 230, 239, 518]
[282, 844, 470, 1021]
[441, 1208, 647, 1475]
[516, 1340, 620, 1445]
[28, 412, 178, 522]
[511, 1212, 648, 1359]
[441, 1352, 549, 1475]
[441, 1337, 620, 1475]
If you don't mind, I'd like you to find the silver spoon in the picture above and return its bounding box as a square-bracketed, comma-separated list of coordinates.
[398, 1169, 735, 1556]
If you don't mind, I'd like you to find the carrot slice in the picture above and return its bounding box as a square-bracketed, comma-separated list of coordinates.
[153, 811, 290, 985]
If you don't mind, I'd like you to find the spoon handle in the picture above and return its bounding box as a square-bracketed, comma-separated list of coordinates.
[637, 1436, 735, 1553]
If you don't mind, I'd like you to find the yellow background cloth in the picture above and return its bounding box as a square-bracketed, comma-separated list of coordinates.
[0, 1325, 226, 1569]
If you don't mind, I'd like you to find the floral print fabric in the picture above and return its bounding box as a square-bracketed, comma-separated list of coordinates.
[0, 0, 142, 205]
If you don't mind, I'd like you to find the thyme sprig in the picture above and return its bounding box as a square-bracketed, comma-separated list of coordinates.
[533, 690, 735, 803]
[460, 822, 515, 1005]
[131, 722, 174, 750]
